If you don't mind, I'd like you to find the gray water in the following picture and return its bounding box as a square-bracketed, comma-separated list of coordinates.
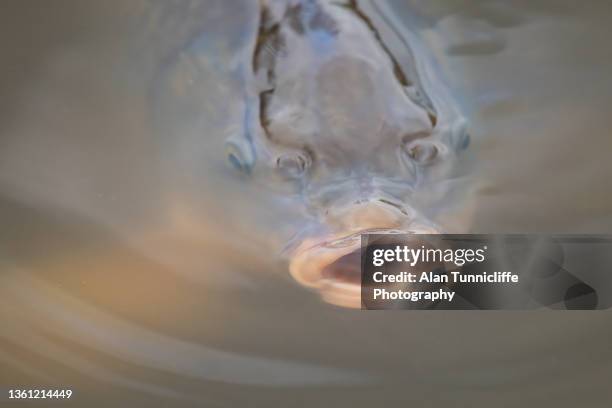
[1, 1, 612, 407]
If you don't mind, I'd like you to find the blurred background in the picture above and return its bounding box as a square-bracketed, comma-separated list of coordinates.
[1, 1, 611, 406]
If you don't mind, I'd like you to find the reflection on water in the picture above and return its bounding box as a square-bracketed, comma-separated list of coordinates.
[1, 1, 612, 406]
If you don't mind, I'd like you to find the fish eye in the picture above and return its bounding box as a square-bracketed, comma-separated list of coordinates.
[403, 139, 444, 165]
[225, 143, 250, 174]
[459, 132, 471, 150]
[275, 151, 310, 179]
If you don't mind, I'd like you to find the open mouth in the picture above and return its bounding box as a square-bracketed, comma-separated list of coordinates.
[289, 226, 438, 308]
[321, 249, 362, 285]
[288, 230, 369, 308]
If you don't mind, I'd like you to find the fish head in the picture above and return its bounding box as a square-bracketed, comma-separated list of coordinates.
[223, 0, 471, 307]
[227, 88, 465, 308]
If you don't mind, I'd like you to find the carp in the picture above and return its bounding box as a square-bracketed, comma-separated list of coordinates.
[225, 0, 471, 307]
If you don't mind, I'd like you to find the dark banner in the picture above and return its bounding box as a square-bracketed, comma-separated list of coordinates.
[361, 235, 612, 310]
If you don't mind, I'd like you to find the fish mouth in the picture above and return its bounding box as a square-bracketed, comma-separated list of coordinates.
[288, 225, 439, 308]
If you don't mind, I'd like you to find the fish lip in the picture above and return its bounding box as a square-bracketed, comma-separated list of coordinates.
[288, 225, 440, 308]
[289, 228, 418, 308]
[287, 230, 378, 308]
[319, 228, 405, 249]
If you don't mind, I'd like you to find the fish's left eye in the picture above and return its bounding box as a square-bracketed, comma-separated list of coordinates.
[276, 151, 311, 179]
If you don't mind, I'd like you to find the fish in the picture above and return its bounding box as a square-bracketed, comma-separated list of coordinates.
[225, 0, 471, 308]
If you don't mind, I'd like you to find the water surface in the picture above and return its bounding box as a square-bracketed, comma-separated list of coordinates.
[1, 1, 611, 406]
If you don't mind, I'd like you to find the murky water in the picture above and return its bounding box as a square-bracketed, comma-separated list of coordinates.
[1, 1, 611, 406]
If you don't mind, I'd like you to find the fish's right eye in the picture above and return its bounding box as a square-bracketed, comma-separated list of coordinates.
[225, 144, 250, 174]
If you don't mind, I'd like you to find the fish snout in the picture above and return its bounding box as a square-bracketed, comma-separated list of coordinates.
[288, 197, 440, 308]
[324, 197, 415, 232]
